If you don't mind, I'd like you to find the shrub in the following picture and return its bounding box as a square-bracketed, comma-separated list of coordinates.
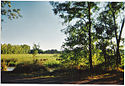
[32, 50, 38, 57]
[1, 60, 7, 71]
[13, 62, 49, 73]
[9, 61, 16, 67]
[45, 63, 61, 68]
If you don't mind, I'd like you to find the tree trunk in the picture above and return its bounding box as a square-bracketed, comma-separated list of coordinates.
[103, 49, 107, 67]
[114, 17, 124, 66]
[116, 42, 121, 65]
[112, 12, 119, 66]
[117, 17, 125, 65]
[88, 2, 93, 73]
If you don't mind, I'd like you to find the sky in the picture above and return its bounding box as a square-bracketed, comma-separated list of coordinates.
[2, 1, 66, 51]
[1, 1, 125, 50]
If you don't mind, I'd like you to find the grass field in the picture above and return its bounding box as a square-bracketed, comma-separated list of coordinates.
[1, 54, 61, 66]
[1, 54, 124, 67]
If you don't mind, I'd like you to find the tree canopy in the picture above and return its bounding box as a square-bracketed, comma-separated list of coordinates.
[50, 1, 124, 71]
[1, 1, 22, 22]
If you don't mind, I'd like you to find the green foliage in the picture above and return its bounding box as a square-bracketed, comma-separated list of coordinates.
[1, 43, 61, 54]
[51, 1, 124, 69]
[105, 2, 124, 66]
[1, 60, 8, 71]
[33, 43, 40, 50]
[32, 50, 38, 57]
[9, 61, 17, 67]
[1, 1, 22, 22]
[44, 49, 60, 54]
[1, 2, 124, 73]
[61, 48, 89, 68]
[1, 58, 17, 68]
[13, 62, 49, 73]
[1, 43, 30, 54]
[51, 1, 99, 70]
[30, 43, 44, 54]
[32, 44, 39, 57]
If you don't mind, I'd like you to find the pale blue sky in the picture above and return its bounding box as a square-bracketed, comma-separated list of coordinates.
[2, 1, 66, 50]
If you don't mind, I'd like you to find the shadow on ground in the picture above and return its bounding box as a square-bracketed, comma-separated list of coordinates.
[1, 68, 124, 84]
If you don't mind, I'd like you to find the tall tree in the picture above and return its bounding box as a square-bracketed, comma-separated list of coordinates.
[94, 8, 115, 67]
[50, 1, 98, 72]
[106, 2, 124, 66]
[1, 44, 8, 54]
[88, 2, 93, 72]
[21, 44, 30, 54]
[32, 44, 39, 57]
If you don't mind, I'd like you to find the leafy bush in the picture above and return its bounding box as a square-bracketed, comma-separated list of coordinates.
[13, 62, 49, 73]
[32, 50, 38, 57]
[1, 58, 17, 67]
[60, 48, 89, 69]
[45, 63, 61, 68]
[9, 61, 17, 67]
[1, 59, 7, 71]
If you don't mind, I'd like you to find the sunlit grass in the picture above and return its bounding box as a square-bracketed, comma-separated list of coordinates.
[1, 54, 61, 66]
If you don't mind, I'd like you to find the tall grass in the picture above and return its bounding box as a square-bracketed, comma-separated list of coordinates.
[1, 54, 61, 66]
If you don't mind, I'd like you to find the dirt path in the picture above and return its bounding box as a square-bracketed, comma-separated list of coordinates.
[1, 70, 124, 84]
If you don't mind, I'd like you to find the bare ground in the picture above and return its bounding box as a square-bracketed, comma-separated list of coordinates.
[1, 69, 124, 84]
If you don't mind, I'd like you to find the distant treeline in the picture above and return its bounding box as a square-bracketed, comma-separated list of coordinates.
[1, 44, 30, 54]
[30, 49, 60, 54]
[1, 44, 61, 54]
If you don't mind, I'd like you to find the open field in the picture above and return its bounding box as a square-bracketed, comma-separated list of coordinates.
[1, 54, 61, 66]
[1, 54, 124, 68]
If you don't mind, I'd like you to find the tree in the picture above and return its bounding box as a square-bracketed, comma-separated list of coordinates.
[31, 43, 44, 54]
[93, 2, 124, 68]
[1, 1, 22, 22]
[106, 2, 124, 66]
[51, 1, 99, 72]
[21, 44, 30, 54]
[32, 44, 39, 57]
[1, 44, 8, 54]
[32, 50, 38, 57]
[33, 44, 40, 50]
[94, 8, 115, 67]
[88, 2, 93, 72]
[1, 43, 30, 54]
[7, 44, 13, 54]
[44, 49, 60, 54]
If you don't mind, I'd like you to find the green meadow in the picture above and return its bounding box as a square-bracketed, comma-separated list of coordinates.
[1, 54, 124, 66]
[1, 54, 61, 66]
